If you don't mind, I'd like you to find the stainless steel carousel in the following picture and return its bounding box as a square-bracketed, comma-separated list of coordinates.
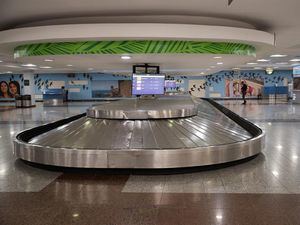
[13, 97, 264, 169]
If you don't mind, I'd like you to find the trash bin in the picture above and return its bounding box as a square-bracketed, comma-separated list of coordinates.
[15, 95, 22, 108]
[22, 95, 32, 108]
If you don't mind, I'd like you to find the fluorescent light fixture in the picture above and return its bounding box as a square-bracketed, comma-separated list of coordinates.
[0, 60, 3, 63]
[270, 54, 287, 58]
[254, 67, 263, 69]
[88, 68, 94, 70]
[200, 72, 205, 75]
[21, 63, 37, 67]
[5, 65, 19, 68]
[291, 63, 300, 67]
[276, 62, 288, 65]
[290, 59, 300, 62]
[232, 67, 240, 70]
[40, 66, 52, 69]
[213, 56, 222, 59]
[72, 213, 79, 218]
[217, 62, 223, 65]
[257, 59, 270, 62]
[292, 155, 298, 159]
[121, 55, 131, 60]
[67, 64, 73, 67]
[44, 59, 54, 62]
[6, 71, 12, 74]
[247, 62, 258, 65]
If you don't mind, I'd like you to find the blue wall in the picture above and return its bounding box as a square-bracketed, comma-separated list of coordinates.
[0, 70, 293, 101]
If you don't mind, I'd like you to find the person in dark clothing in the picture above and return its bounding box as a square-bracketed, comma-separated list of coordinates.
[241, 81, 248, 104]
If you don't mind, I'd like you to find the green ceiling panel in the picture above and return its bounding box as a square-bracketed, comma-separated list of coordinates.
[14, 40, 256, 58]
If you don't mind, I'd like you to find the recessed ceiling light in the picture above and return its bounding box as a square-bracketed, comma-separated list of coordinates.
[276, 62, 288, 65]
[232, 67, 240, 70]
[0, 60, 3, 63]
[88, 68, 94, 70]
[213, 56, 222, 59]
[270, 54, 287, 58]
[44, 59, 54, 62]
[21, 63, 37, 67]
[121, 55, 131, 60]
[216, 215, 223, 220]
[247, 62, 258, 65]
[200, 72, 205, 75]
[257, 59, 270, 62]
[272, 171, 279, 176]
[67, 64, 73, 67]
[217, 62, 223, 65]
[6, 71, 12, 74]
[290, 59, 300, 62]
[40, 66, 52, 69]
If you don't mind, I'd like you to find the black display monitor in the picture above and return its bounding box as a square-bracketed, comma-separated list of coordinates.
[132, 74, 165, 95]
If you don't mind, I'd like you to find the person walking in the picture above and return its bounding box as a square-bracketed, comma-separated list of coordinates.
[241, 81, 248, 105]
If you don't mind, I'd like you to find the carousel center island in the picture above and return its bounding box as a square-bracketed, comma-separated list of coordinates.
[14, 97, 264, 169]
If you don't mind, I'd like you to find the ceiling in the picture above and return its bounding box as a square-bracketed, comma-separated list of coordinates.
[0, 54, 254, 75]
[0, 0, 300, 75]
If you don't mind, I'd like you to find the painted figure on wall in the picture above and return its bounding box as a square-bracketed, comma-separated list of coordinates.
[0, 81, 21, 98]
[0, 81, 12, 98]
[9, 81, 20, 98]
[225, 79, 263, 98]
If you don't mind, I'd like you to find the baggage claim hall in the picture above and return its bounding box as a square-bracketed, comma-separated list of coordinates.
[0, 0, 300, 224]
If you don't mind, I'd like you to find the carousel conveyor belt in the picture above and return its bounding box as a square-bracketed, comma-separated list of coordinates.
[13, 98, 264, 169]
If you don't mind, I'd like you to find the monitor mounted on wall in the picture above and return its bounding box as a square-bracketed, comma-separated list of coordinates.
[132, 74, 165, 95]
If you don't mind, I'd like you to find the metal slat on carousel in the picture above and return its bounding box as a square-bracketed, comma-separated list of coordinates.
[13, 97, 265, 169]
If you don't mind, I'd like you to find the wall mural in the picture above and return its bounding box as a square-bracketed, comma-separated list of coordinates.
[0, 74, 23, 99]
[14, 41, 256, 58]
[185, 71, 292, 97]
[30, 71, 292, 100]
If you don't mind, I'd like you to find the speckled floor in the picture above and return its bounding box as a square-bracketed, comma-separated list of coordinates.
[0, 100, 300, 225]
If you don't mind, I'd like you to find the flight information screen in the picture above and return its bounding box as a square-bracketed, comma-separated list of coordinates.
[132, 74, 165, 95]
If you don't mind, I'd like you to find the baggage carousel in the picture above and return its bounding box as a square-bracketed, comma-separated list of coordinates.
[13, 97, 265, 169]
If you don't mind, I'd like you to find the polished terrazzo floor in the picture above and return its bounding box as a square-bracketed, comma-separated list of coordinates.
[0, 100, 299, 225]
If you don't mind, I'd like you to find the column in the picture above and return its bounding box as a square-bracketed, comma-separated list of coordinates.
[22, 72, 36, 106]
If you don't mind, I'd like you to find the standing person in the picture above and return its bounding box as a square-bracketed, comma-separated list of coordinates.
[0, 81, 12, 98]
[241, 81, 248, 105]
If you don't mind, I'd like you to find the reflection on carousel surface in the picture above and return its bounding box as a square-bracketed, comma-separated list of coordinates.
[13, 96, 264, 169]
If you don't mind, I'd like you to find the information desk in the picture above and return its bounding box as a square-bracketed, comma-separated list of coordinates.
[43, 89, 66, 106]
